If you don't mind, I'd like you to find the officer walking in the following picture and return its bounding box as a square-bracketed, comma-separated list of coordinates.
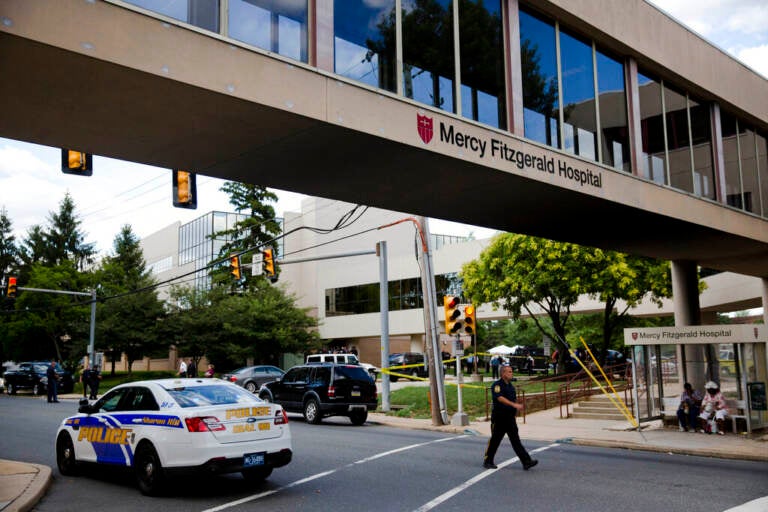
[483, 364, 538, 470]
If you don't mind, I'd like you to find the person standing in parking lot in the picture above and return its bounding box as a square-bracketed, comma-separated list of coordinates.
[46, 360, 59, 403]
[178, 358, 188, 377]
[483, 364, 538, 470]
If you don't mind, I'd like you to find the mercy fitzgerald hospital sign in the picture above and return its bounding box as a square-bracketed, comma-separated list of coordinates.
[624, 324, 767, 346]
[416, 113, 603, 189]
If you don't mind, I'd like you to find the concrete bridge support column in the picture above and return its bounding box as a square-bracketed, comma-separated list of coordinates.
[672, 260, 707, 391]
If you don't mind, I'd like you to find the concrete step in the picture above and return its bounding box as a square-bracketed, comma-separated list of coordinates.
[571, 410, 627, 420]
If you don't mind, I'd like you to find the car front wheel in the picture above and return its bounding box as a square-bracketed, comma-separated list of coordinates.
[56, 432, 79, 476]
[134, 443, 166, 496]
[32, 383, 41, 396]
[6, 383, 14, 395]
[303, 398, 322, 424]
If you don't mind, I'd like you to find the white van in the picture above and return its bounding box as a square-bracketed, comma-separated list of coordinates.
[306, 353, 378, 379]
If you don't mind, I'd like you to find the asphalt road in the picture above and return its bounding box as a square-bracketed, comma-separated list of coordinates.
[1, 394, 766, 512]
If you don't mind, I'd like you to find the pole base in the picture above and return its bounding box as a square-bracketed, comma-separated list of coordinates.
[451, 412, 469, 426]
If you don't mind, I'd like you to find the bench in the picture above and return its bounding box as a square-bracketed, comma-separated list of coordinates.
[661, 396, 748, 432]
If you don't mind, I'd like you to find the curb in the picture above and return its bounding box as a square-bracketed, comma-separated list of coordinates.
[5, 464, 51, 512]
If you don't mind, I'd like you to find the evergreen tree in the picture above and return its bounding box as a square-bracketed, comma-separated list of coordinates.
[96, 225, 164, 375]
[44, 193, 95, 271]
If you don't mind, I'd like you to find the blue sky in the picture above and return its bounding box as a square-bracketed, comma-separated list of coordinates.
[1, 1, 766, 256]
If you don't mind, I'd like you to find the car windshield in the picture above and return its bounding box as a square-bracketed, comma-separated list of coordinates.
[164, 384, 262, 408]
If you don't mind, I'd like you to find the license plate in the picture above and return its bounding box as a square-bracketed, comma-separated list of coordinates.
[351, 391, 360, 397]
[244, 452, 265, 467]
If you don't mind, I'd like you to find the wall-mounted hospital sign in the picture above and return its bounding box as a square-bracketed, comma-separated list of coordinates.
[624, 324, 767, 346]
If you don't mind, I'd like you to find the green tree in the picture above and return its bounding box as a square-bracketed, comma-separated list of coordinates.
[5, 260, 90, 363]
[96, 225, 165, 376]
[0, 207, 18, 282]
[164, 282, 318, 371]
[214, 182, 281, 287]
[44, 193, 95, 271]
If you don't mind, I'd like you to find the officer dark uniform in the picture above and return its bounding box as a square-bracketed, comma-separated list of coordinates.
[482, 364, 538, 470]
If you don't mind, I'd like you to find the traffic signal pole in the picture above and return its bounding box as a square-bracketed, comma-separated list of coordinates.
[14, 286, 97, 366]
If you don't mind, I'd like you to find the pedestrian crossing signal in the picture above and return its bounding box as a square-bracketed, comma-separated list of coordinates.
[230, 255, 241, 280]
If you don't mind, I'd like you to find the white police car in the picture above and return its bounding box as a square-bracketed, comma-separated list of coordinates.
[55, 378, 292, 495]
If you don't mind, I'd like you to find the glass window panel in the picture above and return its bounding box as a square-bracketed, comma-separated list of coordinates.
[124, 0, 219, 32]
[740, 128, 758, 213]
[459, 0, 506, 129]
[559, 30, 596, 160]
[402, 0, 455, 112]
[757, 133, 768, 218]
[638, 71, 666, 184]
[664, 85, 692, 194]
[720, 112, 743, 209]
[519, 9, 559, 148]
[228, 0, 308, 63]
[334, 0, 396, 92]
[596, 50, 629, 171]
[689, 98, 714, 199]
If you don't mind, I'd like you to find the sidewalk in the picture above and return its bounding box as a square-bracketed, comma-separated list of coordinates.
[1, 397, 765, 512]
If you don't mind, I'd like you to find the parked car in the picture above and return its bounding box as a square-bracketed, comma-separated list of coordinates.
[55, 378, 292, 495]
[221, 365, 285, 393]
[387, 352, 427, 382]
[306, 353, 379, 379]
[4, 361, 74, 395]
[259, 363, 377, 425]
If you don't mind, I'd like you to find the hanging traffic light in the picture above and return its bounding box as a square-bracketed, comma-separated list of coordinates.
[172, 170, 197, 209]
[61, 149, 93, 176]
[6, 276, 17, 298]
[443, 295, 463, 335]
[463, 304, 476, 335]
[262, 247, 277, 282]
[230, 255, 241, 280]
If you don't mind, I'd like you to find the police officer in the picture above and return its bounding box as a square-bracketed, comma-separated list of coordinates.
[482, 364, 538, 470]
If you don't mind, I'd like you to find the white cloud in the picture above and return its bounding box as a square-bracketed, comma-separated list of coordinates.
[735, 44, 768, 78]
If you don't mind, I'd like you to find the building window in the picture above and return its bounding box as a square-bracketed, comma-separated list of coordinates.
[757, 133, 768, 218]
[664, 84, 693, 195]
[596, 50, 629, 171]
[402, 0, 455, 112]
[519, 8, 559, 149]
[228, 0, 308, 63]
[560, 30, 597, 161]
[123, 0, 220, 32]
[689, 97, 714, 199]
[459, 0, 506, 129]
[333, 0, 396, 92]
[638, 71, 667, 185]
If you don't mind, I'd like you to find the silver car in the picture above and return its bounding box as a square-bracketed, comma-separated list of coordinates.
[222, 365, 285, 393]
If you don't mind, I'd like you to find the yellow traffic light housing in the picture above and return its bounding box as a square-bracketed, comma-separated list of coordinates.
[443, 295, 463, 335]
[6, 277, 17, 298]
[463, 304, 476, 335]
[61, 149, 93, 176]
[263, 247, 277, 282]
[230, 255, 241, 280]
[172, 170, 197, 209]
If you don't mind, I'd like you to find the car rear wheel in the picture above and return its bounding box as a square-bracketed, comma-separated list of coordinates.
[56, 432, 79, 476]
[349, 410, 368, 426]
[134, 443, 166, 496]
[245, 381, 258, 393]
[258, 391, 272, 402]
[303, 398, 322, 424]
[241, 466, 273, 483]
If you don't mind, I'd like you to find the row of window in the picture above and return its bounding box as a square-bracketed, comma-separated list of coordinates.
[119, 0, 768, 219]
[326, 273, 464, 316]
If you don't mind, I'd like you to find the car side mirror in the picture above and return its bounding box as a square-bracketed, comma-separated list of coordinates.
[78, 399, 94, 414]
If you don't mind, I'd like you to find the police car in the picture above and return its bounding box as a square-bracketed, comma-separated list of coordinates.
[55, 378, 292, 495]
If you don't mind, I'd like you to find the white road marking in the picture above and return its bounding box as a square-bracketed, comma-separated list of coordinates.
[412, 444, 559, 512]
[723, 496, 768, 512]
[201, 435, 467, 512]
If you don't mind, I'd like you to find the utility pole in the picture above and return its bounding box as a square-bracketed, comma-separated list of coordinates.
[415, 216, 448, 425]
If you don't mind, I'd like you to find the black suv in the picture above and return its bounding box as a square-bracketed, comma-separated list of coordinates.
[387, 352, 427, 382]
[4, 361, 74, 395]
[258, 363, 377, 425]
